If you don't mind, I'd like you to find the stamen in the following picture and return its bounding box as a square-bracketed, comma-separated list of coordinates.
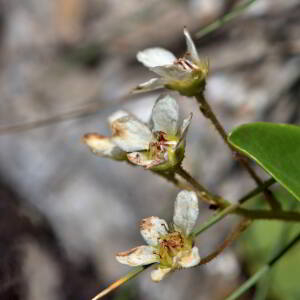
[184, 60, 197, 70]
[175, 58, 188, 70]
[162, 223, 170, 233]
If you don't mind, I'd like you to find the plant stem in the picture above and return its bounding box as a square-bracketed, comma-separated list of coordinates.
[175, 165, 229, 207]
[195, 0, 258, 38]
[196, 95, 229, 145]
[238, 178, 276, 204]
[195, 94, 280, 209]
[254, 201, 297, 300]
[152, 170, 189, 190]
[234, 208, 300, 222]
[225, 233, 300, 300]
[193, 204, 240, 236]
[199, 218, 251, 265]
[91, 265, 152, 300]
[262, 189, 282, 210]
[192, 177, 277, 236]
[227, 266, 270, 300]
[196, 94, 261, 181]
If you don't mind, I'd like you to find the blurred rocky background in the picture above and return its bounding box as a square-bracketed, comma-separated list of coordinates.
[0, 0, 300, 299]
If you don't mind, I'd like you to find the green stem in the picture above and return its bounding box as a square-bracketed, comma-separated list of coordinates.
[175, 165, 229, 207]
[268, 234, 300, 265]
[151, 168, 208, 192]
[91, 265, 152, 300]
[254, 201, 297, 300]
[196, 95, 261, 183]
[262, 189, 282, 211]
[238, 178, 276, 204]
[227, 266, 270, 300]
[195, 94, 280, 209]
[225, 233, 300, 300]
[152, 170, 184, 187]
[196, 95, 229, 146]
[175, 166, 209, 194]
[193, 204, 239, 236]
[195, 0, 258, 38]
[196, 94, 262, 183]
[192, 177, 277, 236]
[234, 208, 300, 222]
[199, 218, 251, 265]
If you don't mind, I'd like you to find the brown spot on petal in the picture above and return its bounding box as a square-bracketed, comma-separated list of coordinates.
[116, 246, 139, 257]
[81, 133, 109, 147]
[140, 217, 155, 231]
[81, 133, 106, 144]
[111, 120, 127, 137]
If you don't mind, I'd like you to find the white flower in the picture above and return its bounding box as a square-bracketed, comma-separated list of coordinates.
[83, 94, 192, 171]
[116, 190, 200, 282]
[134, 28, 208, 97]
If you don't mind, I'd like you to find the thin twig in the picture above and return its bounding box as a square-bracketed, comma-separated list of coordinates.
[192, 177, 276, 236]
[196, 95, 261, 180]
[199, 218, 252, 265]
[152, 170, 190, 190]
[225, 232, 300, 300]
[195, 94, 281, 209]
[91, 265, 152, 300]
[234, 207, 300, 222]
[195, 0, 258, 38]
[238, 178, 276, 204]
[254, 201, 297, 300]
[193, 204, 240, 236]
[0, 92, 143, 135]
[175, 165, 229, 207]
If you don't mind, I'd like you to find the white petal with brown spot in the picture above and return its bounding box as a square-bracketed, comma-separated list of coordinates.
[140, 216, 169, 246]
[116, 245, 159, 267]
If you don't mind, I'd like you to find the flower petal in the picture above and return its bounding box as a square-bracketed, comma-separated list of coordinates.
[183, 28, 200, 63]
[116, 245, 159, 267]
[127, 152, 165, 169]
[82, 133, 126, 160]
[173, 190, 199, 235]
[150, 95, 179, 135]
[151, 267, 172, 282]
[178, 246, 201, 268]
[111, 116, 153, 152]
[137, 48, 176, 68]
[132, 78, 164, 94]
[140, 216, 169, 246]
[150, 64, 187, 80]
[176, 113, 193, 149]
[108, 110, 129, 125]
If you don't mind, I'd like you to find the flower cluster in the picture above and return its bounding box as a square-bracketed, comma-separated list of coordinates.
[83, 95, 192, 171]
[83, 29, 205, 286]
[134, 28, 208, 97]
[116, 190, 200, 282]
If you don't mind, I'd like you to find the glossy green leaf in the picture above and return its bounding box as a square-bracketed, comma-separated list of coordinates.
[228, 122, 300, 201]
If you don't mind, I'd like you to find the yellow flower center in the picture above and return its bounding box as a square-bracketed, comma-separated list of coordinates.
[166, 59, 209, 97]
[157, 231, 193, 268]
[148, 131, 184, 171]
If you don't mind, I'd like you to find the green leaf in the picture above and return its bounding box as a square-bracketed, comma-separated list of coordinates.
[228, 122, 300, 201]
